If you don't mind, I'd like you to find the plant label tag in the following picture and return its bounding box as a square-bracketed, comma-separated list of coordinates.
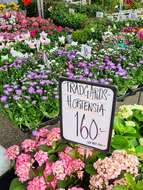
[96, 12, 104, 18]
[69, 8, 75, 14]
[81, 45, 92, 59]
[59, 78, 116, 151]
[128, 11, 138, 19]
[118, 13, 126, 21]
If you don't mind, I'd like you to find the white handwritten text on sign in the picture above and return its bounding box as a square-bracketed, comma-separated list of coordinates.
[60, 78, 116, 151]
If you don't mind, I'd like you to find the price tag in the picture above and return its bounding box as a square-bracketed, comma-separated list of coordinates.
[118, 13, 127, 21]
[69, 8, 75, 14]
[96, 12, 104, 18]
[128, 11, 138, 19]
[81, 45, 92, 59]
[59, 78, 116, 151]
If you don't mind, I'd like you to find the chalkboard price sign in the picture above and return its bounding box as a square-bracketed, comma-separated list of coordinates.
[59, 78, 116, 151]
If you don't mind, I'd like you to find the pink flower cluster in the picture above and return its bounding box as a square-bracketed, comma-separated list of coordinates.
[37, 127, 60, 146]
[90, 150, 139, 190]
[15, 153, 32, 182]
[137, 29, 143, 40]
[0, 11, 66, 41]
[22, 139, 36, 152]
[5, 145, 20, 160]
[27, 177, 46, 190]
[34, 150, 48, 166]
[52, 151, 85, 180]
[57, 188, 84, 190]
[6, 127, 85, 189]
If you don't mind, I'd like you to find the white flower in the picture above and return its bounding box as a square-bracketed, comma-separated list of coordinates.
[58, 36, 65, 44]
[1, 55, 9, 61]
[27, 41, 36, 49]
[40, 31, 47, 39]
[10, 48, 23, 58]
[0, 36, 4, 42]
[71, 41, 78, 46]
[49, 46, 58, 53]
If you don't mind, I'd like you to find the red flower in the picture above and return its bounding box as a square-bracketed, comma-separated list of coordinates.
[22, 0, 32, 7]
[30, 29, 38, 38]
[56, 26, 63, 32]
[124, 0, 133, 5]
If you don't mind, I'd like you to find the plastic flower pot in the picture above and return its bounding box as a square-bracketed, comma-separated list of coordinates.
[0, 168, 16, 190]
[20, 116, 59, 133]
[39, 116, 59, 127]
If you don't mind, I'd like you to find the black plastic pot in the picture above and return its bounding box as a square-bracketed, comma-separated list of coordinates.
[0, 168, 16, 190]
[39, 116, 59, 127]
[20, 116, 59, 133]
[117, 86, 143, 102]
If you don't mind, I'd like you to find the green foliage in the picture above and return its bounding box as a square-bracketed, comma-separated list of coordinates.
[50, 4, 87, 29]
[72, 27, 92, 43]
[113, 185, 128, 190]
[74, 3, 102, 17]
[9, 178, 26, 190]
[72, 18, 108, 42]
[112, 135, 130, 150]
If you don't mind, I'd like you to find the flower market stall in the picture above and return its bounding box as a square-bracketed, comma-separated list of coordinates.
[0, 0, 143, 189]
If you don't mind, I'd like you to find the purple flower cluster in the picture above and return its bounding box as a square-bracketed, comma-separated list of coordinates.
[0, 69, 54, 105]
[0, 58, 27, 72]
[56, 49, 77, 60]
[64, 54, 128, 84]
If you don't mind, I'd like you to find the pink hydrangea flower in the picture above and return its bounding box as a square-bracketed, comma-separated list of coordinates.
[27, 177, 46, 190]
[72, 159, 85, 172]
[34, 150, 48, 166]
[48, 177, 58, 189]
[22, 139, 36, 152]
[46, 128, 60, 146]
[78, 147, 93, 158]
[5, 145, 20, 160]
[16, 154, 31, 182]
[44, 161, 52, 177]
[52, 160, 66, 180]
[68, 188, 84, 190]
[35, 128, 50, 138]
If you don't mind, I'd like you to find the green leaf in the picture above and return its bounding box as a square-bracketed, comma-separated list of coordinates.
[85, 164, 96, 175]
[133, 110, 143, 122]
[48, 154, 58, 162]
[113, 185, 128, 190]
[136, 146, 143, 153]
[46, 175, 54, 182]
[114, 116, 125, 135]
[9, 178, 26, 190]
[57, 180, 66, 188]
[125, 173, 136, 188]
[37, 167, 43, 177]
[39, 145, 50, 152]
[112, 135, 129, 150]
[68, 150, 79, 159]
[135, 181, 143, 190]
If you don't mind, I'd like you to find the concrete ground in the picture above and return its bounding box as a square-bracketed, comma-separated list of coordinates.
[0, 93, 142, 148]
